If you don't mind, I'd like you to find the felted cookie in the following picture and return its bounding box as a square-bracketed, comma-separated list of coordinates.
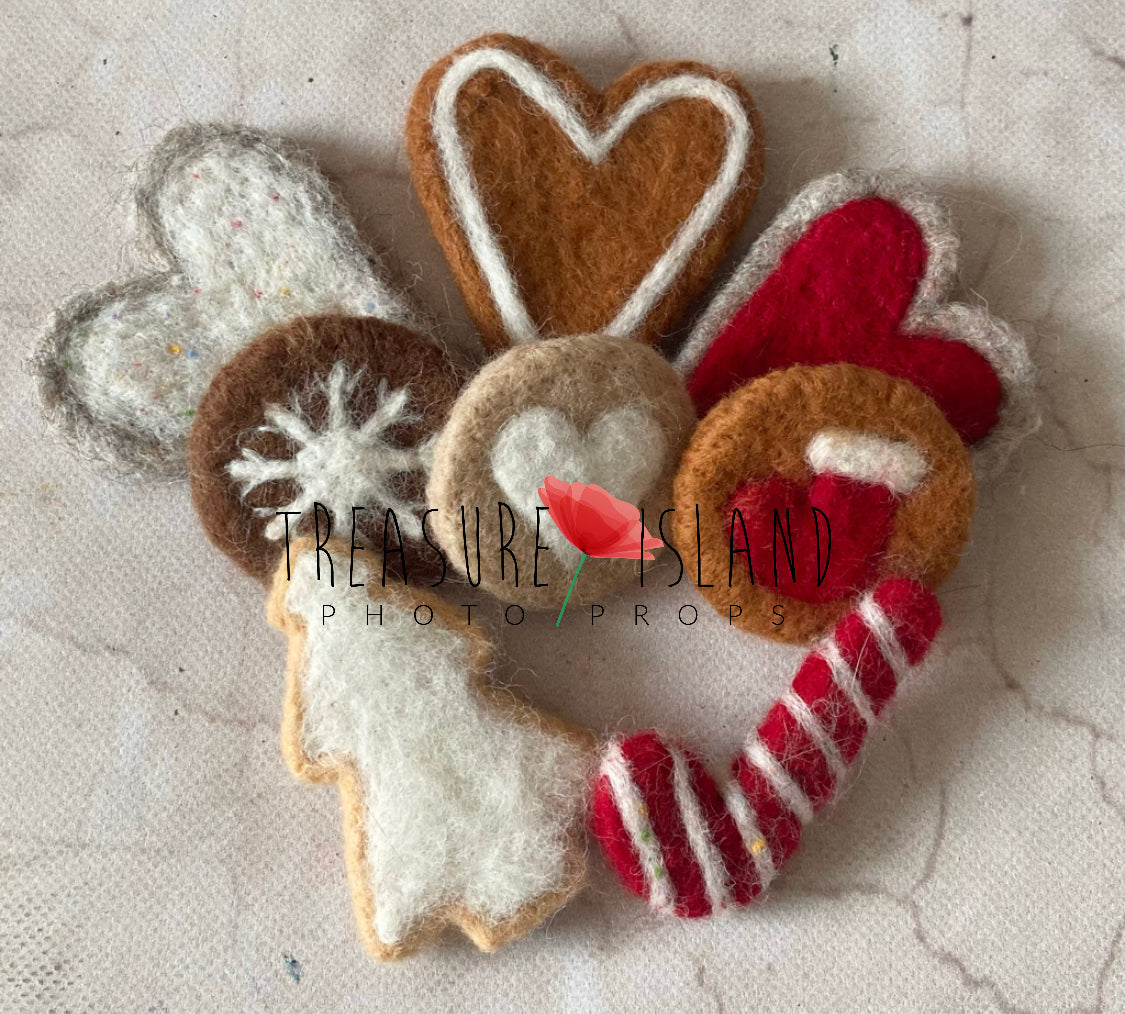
[34, 122, 418, 478]
[675, 170, 1037, 477]
[268, 538, 593, 961]
[673, 364, 974, 644]
[592, 578, 942, 916]
[427, 333, 696, 610]
[407, 33, 764, 350]
[190, 315, 460, 583]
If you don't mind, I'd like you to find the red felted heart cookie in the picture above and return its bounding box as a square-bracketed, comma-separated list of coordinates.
[676, 171, 1037, 476]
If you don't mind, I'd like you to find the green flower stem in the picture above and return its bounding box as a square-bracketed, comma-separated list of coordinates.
[555, 553, 588, 628]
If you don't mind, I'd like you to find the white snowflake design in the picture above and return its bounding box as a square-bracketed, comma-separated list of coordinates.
[227, 361, 433, 542]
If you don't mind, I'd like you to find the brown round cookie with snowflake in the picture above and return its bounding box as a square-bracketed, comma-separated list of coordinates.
[190, 315, 461, 582]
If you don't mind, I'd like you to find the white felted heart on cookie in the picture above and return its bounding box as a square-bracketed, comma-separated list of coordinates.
[490, 405, 666, 564]
[428, 333, 696, 610]
[34, 122, 418, 478]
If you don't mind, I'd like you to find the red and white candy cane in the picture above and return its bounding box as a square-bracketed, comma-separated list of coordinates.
[590, 577, 942, 917]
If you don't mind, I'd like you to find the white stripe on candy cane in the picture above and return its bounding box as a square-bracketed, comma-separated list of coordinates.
[744, 736, 815, 826]
[668, 744, 731, 915]
[721, 777, 777, 892]
[780, 689, 848, 787]
[857, 593, 912, 686]
[821, 638, 878, 729]
[601, 741, 677, 914]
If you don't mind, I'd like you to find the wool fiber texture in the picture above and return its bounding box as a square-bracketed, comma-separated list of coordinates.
[268, 539, 594, 960]
[673, 364, 974, 643]
[427, 333, 696, 610]
[676, 170, 1038, 479]
[34, 122, 418, 479]
[190, 315, 460, 583]
[407, 33, 764, 351]
[591, 578, 942, 917]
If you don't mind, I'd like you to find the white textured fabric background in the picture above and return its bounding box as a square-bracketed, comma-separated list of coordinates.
[1, 1, 1122, 1011]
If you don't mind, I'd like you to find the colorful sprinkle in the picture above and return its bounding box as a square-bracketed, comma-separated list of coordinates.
[231, 219, 244, 228]
[192, 287, 201, 294]
[271, 193, 280, 201]
[186, 348, 199, 359]
[182, 408, 196, 418]
[281, 287, 291, 296]
[166, 344, 182, 355]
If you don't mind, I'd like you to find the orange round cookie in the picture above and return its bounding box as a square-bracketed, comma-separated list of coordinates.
[672, 364, 975, 644]
[190, 315, 461, 582]
[427, 333, 696, 610]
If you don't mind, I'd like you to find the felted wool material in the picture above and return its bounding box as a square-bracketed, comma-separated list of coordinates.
[805, 429, 928, 493]
[675, 170, 1038, 478]
[33, 122, 419, 479]
[590, 578, 941, 917]
[672, 364, 974, 644]
[407, 33, 764, 351]
[190, 315, 461, 583]
[268, 539, 595, 961]
[426, 333, 696, 610]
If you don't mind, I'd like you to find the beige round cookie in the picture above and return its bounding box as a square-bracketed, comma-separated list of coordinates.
[427, 333, 696, 609]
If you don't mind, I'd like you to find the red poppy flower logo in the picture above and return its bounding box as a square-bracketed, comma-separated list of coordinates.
[538, 476, 663, 626]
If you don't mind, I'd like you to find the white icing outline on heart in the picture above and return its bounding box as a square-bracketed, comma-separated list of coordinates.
[489, 404, 667, 563]
[431, 47, 753, 344]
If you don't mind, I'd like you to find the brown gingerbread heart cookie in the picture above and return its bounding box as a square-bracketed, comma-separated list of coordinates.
[673, 364, 975, 644]
[190, 314, 461, 582]
[407, 33, 764, 351]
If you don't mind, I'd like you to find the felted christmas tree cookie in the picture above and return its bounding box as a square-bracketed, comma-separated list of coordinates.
[34, 123, 418, 478]
[269, 539, 594, 960]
